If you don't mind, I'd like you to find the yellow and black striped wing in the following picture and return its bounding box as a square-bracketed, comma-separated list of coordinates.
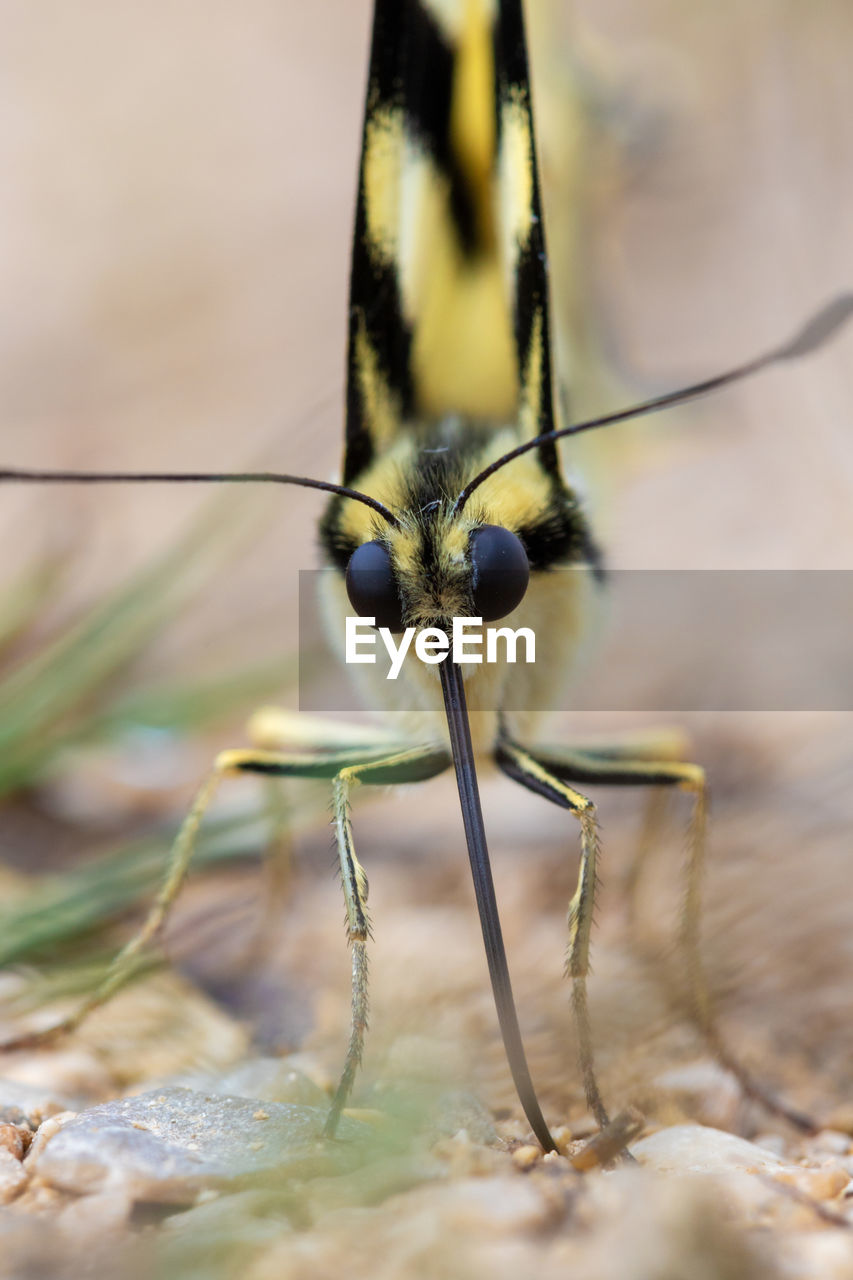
[343, 0, 560, 486]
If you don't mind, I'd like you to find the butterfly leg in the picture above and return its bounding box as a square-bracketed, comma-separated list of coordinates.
[220, 738, 450, 1136]
[0, 756, 238, 1052]
[245, 709, 409, 956]
[522, 740, 818, 1133]
[0, 735, 428, 1052]
[495, 739, 609, 1128]
[315, 743, 451, 1135]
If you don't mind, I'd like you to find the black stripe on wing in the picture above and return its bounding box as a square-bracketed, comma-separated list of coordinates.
[494, 0, 560, 475]
[344, 0, 561, 484]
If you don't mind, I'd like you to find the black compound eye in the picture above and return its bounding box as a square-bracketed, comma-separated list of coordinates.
[345, 540, 406, 632]
[469, 525, 530, 622]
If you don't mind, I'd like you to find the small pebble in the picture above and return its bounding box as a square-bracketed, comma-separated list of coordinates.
[0, 1148, 28, 1204]
[0, 1123, 28, 1160]
[543, 1150, 570, 1168]
[633, 1124, 850, 1223]
[29, 1088, 372, 1204]
[23, 1112, 77, 1167]
[550, 1125, 573, 1151]
[634, 1125, 793, 1177]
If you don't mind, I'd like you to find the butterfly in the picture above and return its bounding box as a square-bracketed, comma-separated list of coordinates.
[1, 0, 850, 1153]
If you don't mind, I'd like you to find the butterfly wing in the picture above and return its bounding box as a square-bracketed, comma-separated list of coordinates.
[343, 0, 559, 484]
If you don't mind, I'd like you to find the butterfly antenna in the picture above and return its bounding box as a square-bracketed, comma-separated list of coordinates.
[454, 293, 853, 515]
[0, 468, 399, 527]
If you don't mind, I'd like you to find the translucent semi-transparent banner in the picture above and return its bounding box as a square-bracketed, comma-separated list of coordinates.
[297, 569, 853, 714]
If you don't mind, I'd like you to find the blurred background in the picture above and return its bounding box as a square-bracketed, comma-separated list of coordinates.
[0, 0, 852, 1177]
